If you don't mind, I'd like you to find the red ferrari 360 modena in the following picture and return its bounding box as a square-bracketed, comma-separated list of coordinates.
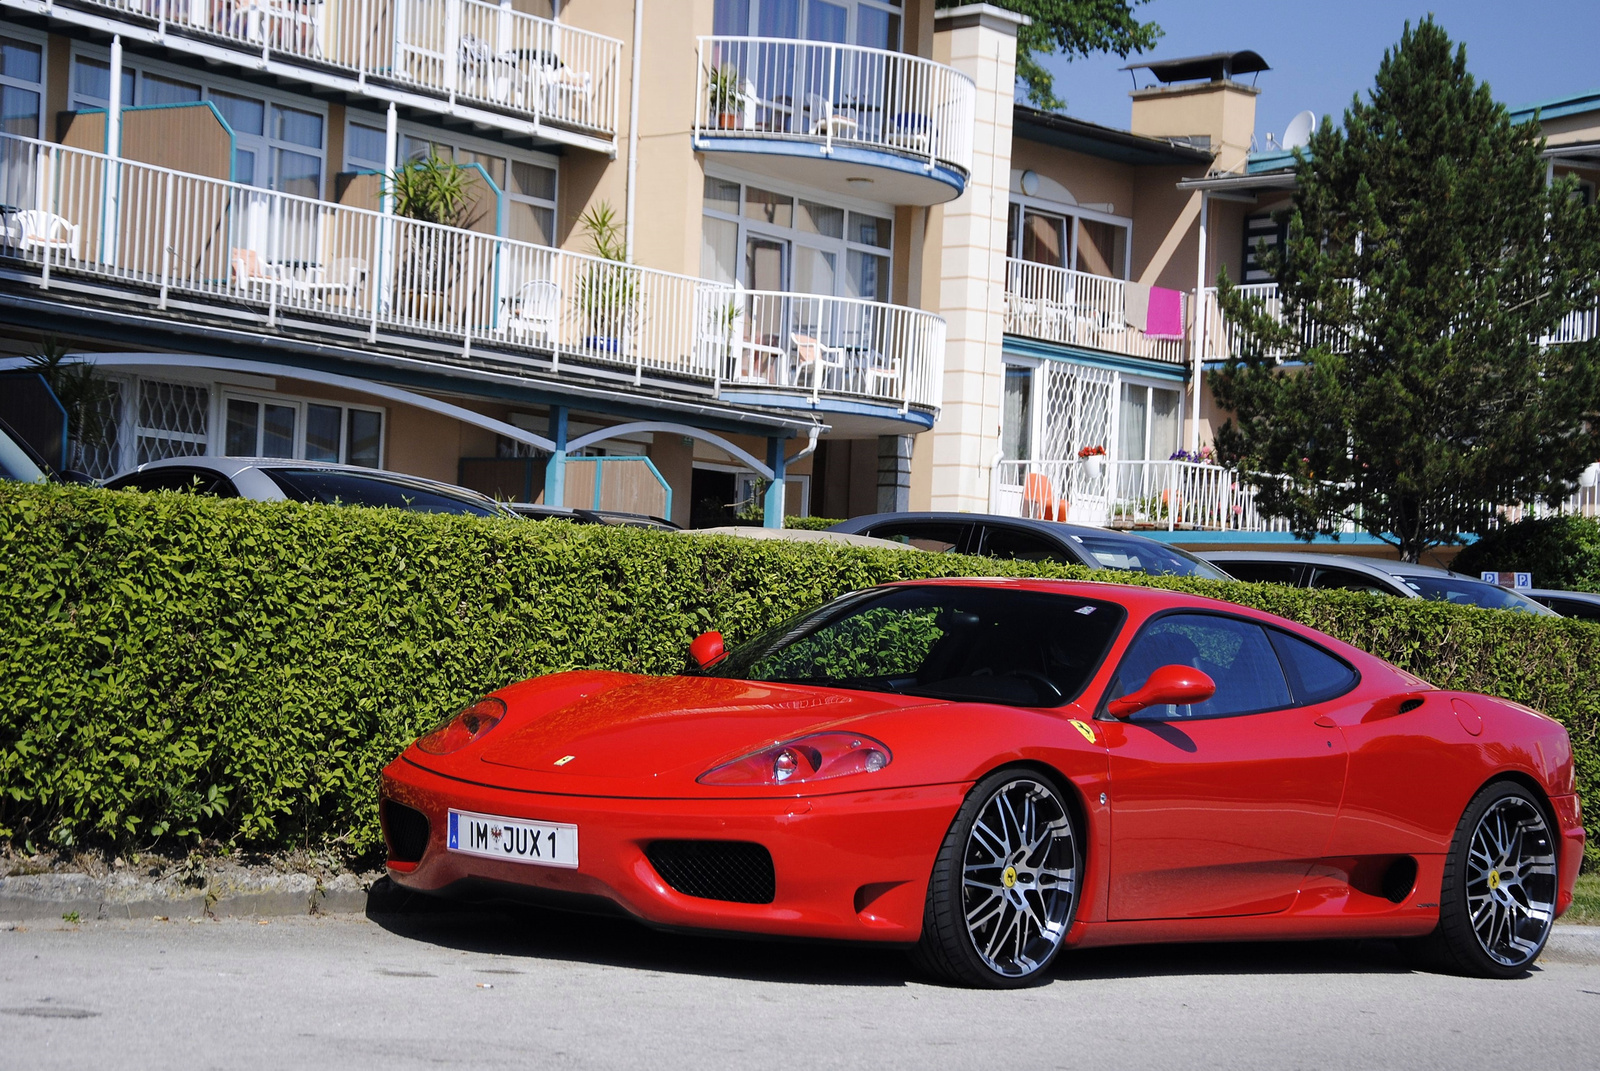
[379, 578, 1584, 987]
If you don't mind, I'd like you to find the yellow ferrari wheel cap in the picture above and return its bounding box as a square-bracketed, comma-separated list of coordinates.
[1002, 865, 1018, 888]
[1487, 870, 1501, 890]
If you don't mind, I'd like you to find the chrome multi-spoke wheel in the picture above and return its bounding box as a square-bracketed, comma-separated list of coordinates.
[915, 770, 1080, 987]
[1426, 782, 1559, 978]
[1463, 794, 1557, 967]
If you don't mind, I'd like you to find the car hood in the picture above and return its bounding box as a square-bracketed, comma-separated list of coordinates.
[432, 672, 945, 796]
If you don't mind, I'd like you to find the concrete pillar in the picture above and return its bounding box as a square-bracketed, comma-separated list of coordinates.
[762, 435, 787, 528]
[877, 434, 912, 513]
[928, 5, 1024, 512]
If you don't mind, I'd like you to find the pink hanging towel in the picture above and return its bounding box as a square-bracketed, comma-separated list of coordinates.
[1146, 286, 1185, 339]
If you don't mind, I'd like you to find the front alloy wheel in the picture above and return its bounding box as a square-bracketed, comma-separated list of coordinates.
[1429, 782, 1558, 977]
[913, 770, 1080, 987]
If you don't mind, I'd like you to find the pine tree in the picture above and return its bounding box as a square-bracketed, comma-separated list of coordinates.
[1212, 18, 1600, 562]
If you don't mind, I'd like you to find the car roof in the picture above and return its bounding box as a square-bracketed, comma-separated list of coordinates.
[1526, 588, 1600, 602]
[832, 511, 1169, 545]
[115, 456, 511, 512]
[1200, 550, 1458, 578]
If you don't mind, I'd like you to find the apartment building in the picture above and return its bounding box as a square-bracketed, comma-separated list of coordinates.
[0, 0, 1010, 527]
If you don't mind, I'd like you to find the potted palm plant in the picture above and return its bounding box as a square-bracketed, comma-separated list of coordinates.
[706, 64, 746, 129]
[385, 152, 484, 321]
[574, 201, 638, 355]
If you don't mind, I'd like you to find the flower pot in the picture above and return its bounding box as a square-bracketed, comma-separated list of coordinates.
[1080, 456, 1105, 481]
[718, 112, 740, 130]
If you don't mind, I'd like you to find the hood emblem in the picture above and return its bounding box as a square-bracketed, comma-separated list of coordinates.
[553, 755, 576, 766]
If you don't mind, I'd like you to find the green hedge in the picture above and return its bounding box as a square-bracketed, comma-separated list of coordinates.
[0, 482, 1594, 867]
[784, 515, 844, 531]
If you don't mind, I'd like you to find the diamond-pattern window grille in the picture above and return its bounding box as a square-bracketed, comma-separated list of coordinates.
[70, 378, 125, 481]
[1039, 360, 1116, 462]
[135, 380, 210, 465]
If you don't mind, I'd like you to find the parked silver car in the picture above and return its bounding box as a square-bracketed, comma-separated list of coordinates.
[103, 457, 515, 518]
[1200, 550, 1558, 615]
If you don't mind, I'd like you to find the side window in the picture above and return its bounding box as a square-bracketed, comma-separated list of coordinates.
[866, 522, 969, 554]
[1308, 566, 1395, 596]
[979, 526, 1073, 564]
[1222, 560, 1305, 586]
[1112, 613, 1291, 719]
[1267, 629, 1359, 704]
[106, 468, 236, 497]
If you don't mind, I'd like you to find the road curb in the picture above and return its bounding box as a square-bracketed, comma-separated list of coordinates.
[1543, 924, 1600, 964]
[0, 871, 373, 921]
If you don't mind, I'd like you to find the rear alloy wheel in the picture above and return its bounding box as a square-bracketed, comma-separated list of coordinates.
[1429, 782, 1558, 978]
[913, 770, 1080, 987]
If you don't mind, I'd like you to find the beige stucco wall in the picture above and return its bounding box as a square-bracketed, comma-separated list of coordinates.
[1008, 140, 1134, 214]
[1131, 82, 1259, 174]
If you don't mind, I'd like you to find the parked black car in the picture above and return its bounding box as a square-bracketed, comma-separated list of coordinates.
[827, 512, 1234, 579]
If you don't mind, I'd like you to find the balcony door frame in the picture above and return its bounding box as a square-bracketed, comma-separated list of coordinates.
[1007, 195, 1133, 281]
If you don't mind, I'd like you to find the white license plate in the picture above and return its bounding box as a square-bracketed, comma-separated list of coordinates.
[446, 809, 578, 868]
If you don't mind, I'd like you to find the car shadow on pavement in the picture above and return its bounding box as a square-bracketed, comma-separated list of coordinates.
[365, 878, 1429, 988]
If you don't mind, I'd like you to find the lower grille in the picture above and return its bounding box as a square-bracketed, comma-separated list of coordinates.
[645, 840, 776, 904]
[382, 799, 430, 863]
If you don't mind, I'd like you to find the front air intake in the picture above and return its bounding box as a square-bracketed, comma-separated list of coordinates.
[645, 840, 776, 904]
[382, 798, 430, 863]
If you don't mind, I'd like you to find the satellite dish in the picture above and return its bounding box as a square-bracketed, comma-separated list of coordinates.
[1281, 110, 1316, 151]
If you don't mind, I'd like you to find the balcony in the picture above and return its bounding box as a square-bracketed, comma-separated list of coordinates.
[0, 133, 942, 426]
[11, 0, 621, 147]
[1004, 258, 1187, 365]
[1198, 283, 1596, 361]
[692, 36, 974, 206]
[996, 457, 1600, 535]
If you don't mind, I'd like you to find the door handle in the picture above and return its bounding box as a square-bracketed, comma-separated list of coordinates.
[1312, 714, 1337, 729]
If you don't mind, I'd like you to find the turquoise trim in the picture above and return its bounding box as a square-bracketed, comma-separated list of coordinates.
[75, 102, 238, 182]
[694, 136, 966, 200]
[718, 390, 937, 429]
[1002, 335, 1189, 382]
[564, 453, 672, 517]
[1509, 88, 1600, 124]
[1246, 148, 1302, 174]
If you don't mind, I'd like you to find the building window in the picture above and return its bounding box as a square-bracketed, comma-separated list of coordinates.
[395, 132, 558, 246]
[1118, 382, 1181, 463]
[1002, 365, 1033, 461]
[1242, 211, 1288, 283]
[1007, 202, 1129, 279]
[223, 394, 384, 468]
[712, 0, 901, 48]
[345, 120, 387, 172]
[701, 174, 893, 300]
[0, 34, 44, 138]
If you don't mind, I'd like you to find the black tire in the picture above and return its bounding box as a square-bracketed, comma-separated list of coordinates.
[911, 768, 1082, 988]
[1419, 781, 1559, 978]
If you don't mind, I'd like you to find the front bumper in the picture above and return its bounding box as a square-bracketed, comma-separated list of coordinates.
[1553, 793, 1586, 918]
[380, 755, 968, 942]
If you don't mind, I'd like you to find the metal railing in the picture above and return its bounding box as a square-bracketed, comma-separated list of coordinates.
[0, 132, 942, 411]
[693, 36, 975, 178]
[1003, 259, 1187, 365]
[53, 0, 621, 137]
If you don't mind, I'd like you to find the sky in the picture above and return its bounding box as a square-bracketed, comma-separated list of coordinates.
[1032, 0, 1600, 146]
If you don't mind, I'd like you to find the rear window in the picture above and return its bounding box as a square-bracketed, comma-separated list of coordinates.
[263, 469, 501, 516]
[1072, 534, 1232, 580]
[1267, 629, 1359, 704]
[1222, 560, 1305, 586]
[105, 468, 239, 497]
[866, 522, 969, 554]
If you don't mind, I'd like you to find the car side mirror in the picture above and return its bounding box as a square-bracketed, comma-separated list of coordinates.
[689, 630, 727, 669]
[1107, 664, 1216, 718]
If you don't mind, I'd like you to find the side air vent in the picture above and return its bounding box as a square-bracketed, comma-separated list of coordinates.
[1399, 698, 1425, 714]
[645, 840, 776, 904]
[382, 799, 430, 864]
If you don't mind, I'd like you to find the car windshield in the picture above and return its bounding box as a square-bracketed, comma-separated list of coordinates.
[703, 585, 1126, 707]
[1397, 574, 1552, 614]
[263, 469, 504, 517]
[1071, 534, 1232, 580]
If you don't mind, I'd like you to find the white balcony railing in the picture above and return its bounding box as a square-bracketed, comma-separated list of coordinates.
[693, 36, 975, 178]
[1004, 259, 1187, 365]
[0, 133, 943, 412]
[49, 0, 621, 137]
[1200, 283, 1598, 360]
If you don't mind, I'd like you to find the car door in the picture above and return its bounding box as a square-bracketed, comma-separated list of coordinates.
[1100, 611, 1349, 920]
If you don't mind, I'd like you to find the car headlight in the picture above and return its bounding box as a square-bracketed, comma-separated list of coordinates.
[697, 732, 892, 787]
[415, 697, 506, 756]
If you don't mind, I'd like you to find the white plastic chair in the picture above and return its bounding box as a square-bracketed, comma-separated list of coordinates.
[231, 247, 306, 300]
[14, 210, 80, 260]
[791, 332, 847, 393]
[503, 279, 561, 345]
[806, 93, 858, 139]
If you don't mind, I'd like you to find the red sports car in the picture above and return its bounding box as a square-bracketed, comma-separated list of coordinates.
[379, 578, 1584, 987]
